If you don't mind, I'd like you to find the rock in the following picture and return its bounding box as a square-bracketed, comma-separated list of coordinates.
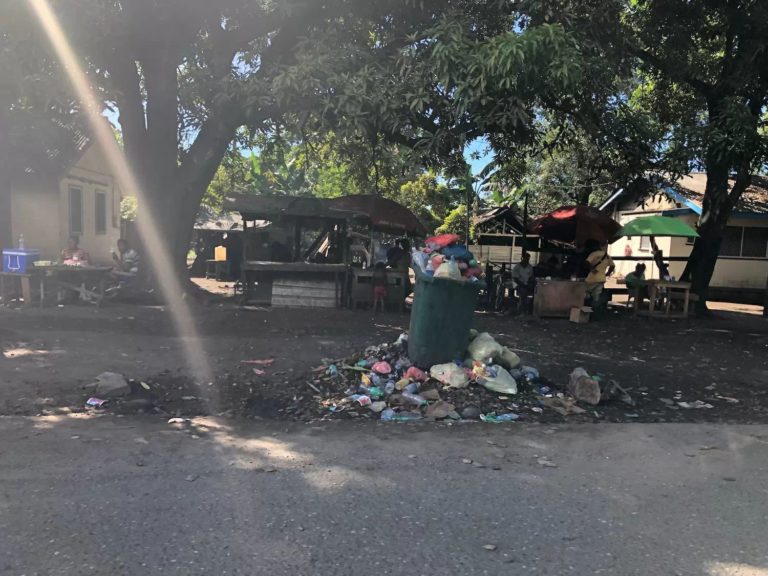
[184, 474, 199, 482]
[93, 372, 131, 398]
[568, 368, 601, 405]
[425, 401, 455, 420]
[461, 458, 473, 464]
[421, 389, 441, 401]
[461, 405, 482, 419]
[537, 457, 557, 468]
[483, 544, 497, 551]
[446, 411, 461, 420]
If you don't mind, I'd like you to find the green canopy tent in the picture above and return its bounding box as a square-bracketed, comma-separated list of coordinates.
[616, 215, 699, 239]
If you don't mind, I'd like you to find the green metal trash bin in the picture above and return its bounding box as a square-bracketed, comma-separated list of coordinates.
[408, 269, 481, 367]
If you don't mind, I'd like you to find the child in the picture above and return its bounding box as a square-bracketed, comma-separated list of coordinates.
[372, 261, 388, 313]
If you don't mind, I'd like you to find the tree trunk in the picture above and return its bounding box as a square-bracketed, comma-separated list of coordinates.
[681, 160, 731, 312]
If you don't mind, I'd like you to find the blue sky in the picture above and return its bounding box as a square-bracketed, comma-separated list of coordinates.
[464, 137, 495, 175]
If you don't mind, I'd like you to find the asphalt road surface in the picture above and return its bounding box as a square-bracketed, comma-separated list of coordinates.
[1, 416, 767, 576]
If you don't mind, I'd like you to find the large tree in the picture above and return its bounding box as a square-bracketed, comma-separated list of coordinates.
[14, 0, 455, 276]
[518, 0, 768, 308]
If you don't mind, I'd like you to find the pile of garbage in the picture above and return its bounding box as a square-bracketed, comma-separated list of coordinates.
[410, 234, 483, 282]
[308, 331, 553, 422]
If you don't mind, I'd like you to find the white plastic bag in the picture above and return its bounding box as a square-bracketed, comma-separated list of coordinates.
[467, 332, 504, 362]
[434, 260, 462, 280]
[477, 365, 518, 395]
[430, 363, 469, 389]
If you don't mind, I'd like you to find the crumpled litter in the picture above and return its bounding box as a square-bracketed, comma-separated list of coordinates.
[430, 363, 469, 389]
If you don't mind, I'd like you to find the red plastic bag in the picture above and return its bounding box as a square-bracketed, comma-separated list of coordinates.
[425, 234, 460, 249]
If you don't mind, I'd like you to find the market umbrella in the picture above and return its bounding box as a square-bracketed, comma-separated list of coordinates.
[327, 195, 426, 236]
[529, 205, 621, 246]
[616, 215, 699, 239]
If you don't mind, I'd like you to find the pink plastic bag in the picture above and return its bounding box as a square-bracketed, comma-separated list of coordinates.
[372, 361, 392, 375]
[405, 366, 427, 382]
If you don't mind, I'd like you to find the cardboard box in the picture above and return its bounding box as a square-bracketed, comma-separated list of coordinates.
[569, 306, 592, 324]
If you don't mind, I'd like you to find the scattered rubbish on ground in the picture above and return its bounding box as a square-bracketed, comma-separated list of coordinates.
[85, 397, 107, 408]
[240, 359, 275, 366]
[677, 401, 715, 409]
[537, 457, 558, 468]
[295, 329, 650, 424]
[184, 474, 199, 482]
[482, 544, 498, 551]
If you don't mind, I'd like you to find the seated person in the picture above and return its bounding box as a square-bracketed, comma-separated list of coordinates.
[625, 263, 649, 302]
[60, 235, 90, 266]
[511, 252, 536, 313]
[112, 238, 140, 278]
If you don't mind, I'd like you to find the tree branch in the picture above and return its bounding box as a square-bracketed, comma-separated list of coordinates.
[626, 44, 713, 98]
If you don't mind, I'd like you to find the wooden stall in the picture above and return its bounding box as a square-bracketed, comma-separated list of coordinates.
[224, 194, 425, 309]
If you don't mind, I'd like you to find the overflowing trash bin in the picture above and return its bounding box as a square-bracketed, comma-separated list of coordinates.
[408, 268, 481, 367]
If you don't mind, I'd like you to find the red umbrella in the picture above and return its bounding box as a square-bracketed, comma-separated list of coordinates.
[327, 195, 426, 236]
[529, 205, 620, 247]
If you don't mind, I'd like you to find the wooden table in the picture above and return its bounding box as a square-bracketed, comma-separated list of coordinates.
[639, 280, 692, 319]
[35, 265, 114, 307]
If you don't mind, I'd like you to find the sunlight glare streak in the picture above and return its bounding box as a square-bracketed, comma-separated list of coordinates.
[27, 0, 212, 383]
[707, 562, 768, 576]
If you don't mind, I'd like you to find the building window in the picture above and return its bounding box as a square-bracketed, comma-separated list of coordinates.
[720, 226, 768, 258]
[639, 236, 651, 251]
[68, 186, 83, 234]
[95, 190, 107, 234]
[742, 227, 768, 258]
[720, 226, 743, 256]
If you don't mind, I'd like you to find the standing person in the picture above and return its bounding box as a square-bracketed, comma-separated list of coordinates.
[511, 252, 536, 314]
[372, 261, 388, 313]
[112, 238, 140, 278]
[649, 237, 671, 280]
[585, 242, 615, 306]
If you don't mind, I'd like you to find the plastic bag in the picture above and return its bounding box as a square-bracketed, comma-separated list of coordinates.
[440, 244, 474, 262]
[425, 234, 461, 250]
[477, 365, 518, 395]
[434, 260, 462, 281]
[498, 347, 521, 370]
[405, 366, 427, 382]
[410, 249, 429, 273]
[430, 363, 469, 389]
[467, 332, 504, 362]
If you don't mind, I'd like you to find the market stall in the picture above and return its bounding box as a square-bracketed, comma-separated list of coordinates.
[224, 194, 425, 309]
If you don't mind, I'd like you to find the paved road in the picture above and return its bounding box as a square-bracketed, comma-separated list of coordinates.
[1, 416, 767, 576]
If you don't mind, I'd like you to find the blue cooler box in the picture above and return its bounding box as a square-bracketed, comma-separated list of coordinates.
[2, 249, 41, 274]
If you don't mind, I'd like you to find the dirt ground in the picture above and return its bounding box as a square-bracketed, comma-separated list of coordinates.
[1, 280, 766, 424]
